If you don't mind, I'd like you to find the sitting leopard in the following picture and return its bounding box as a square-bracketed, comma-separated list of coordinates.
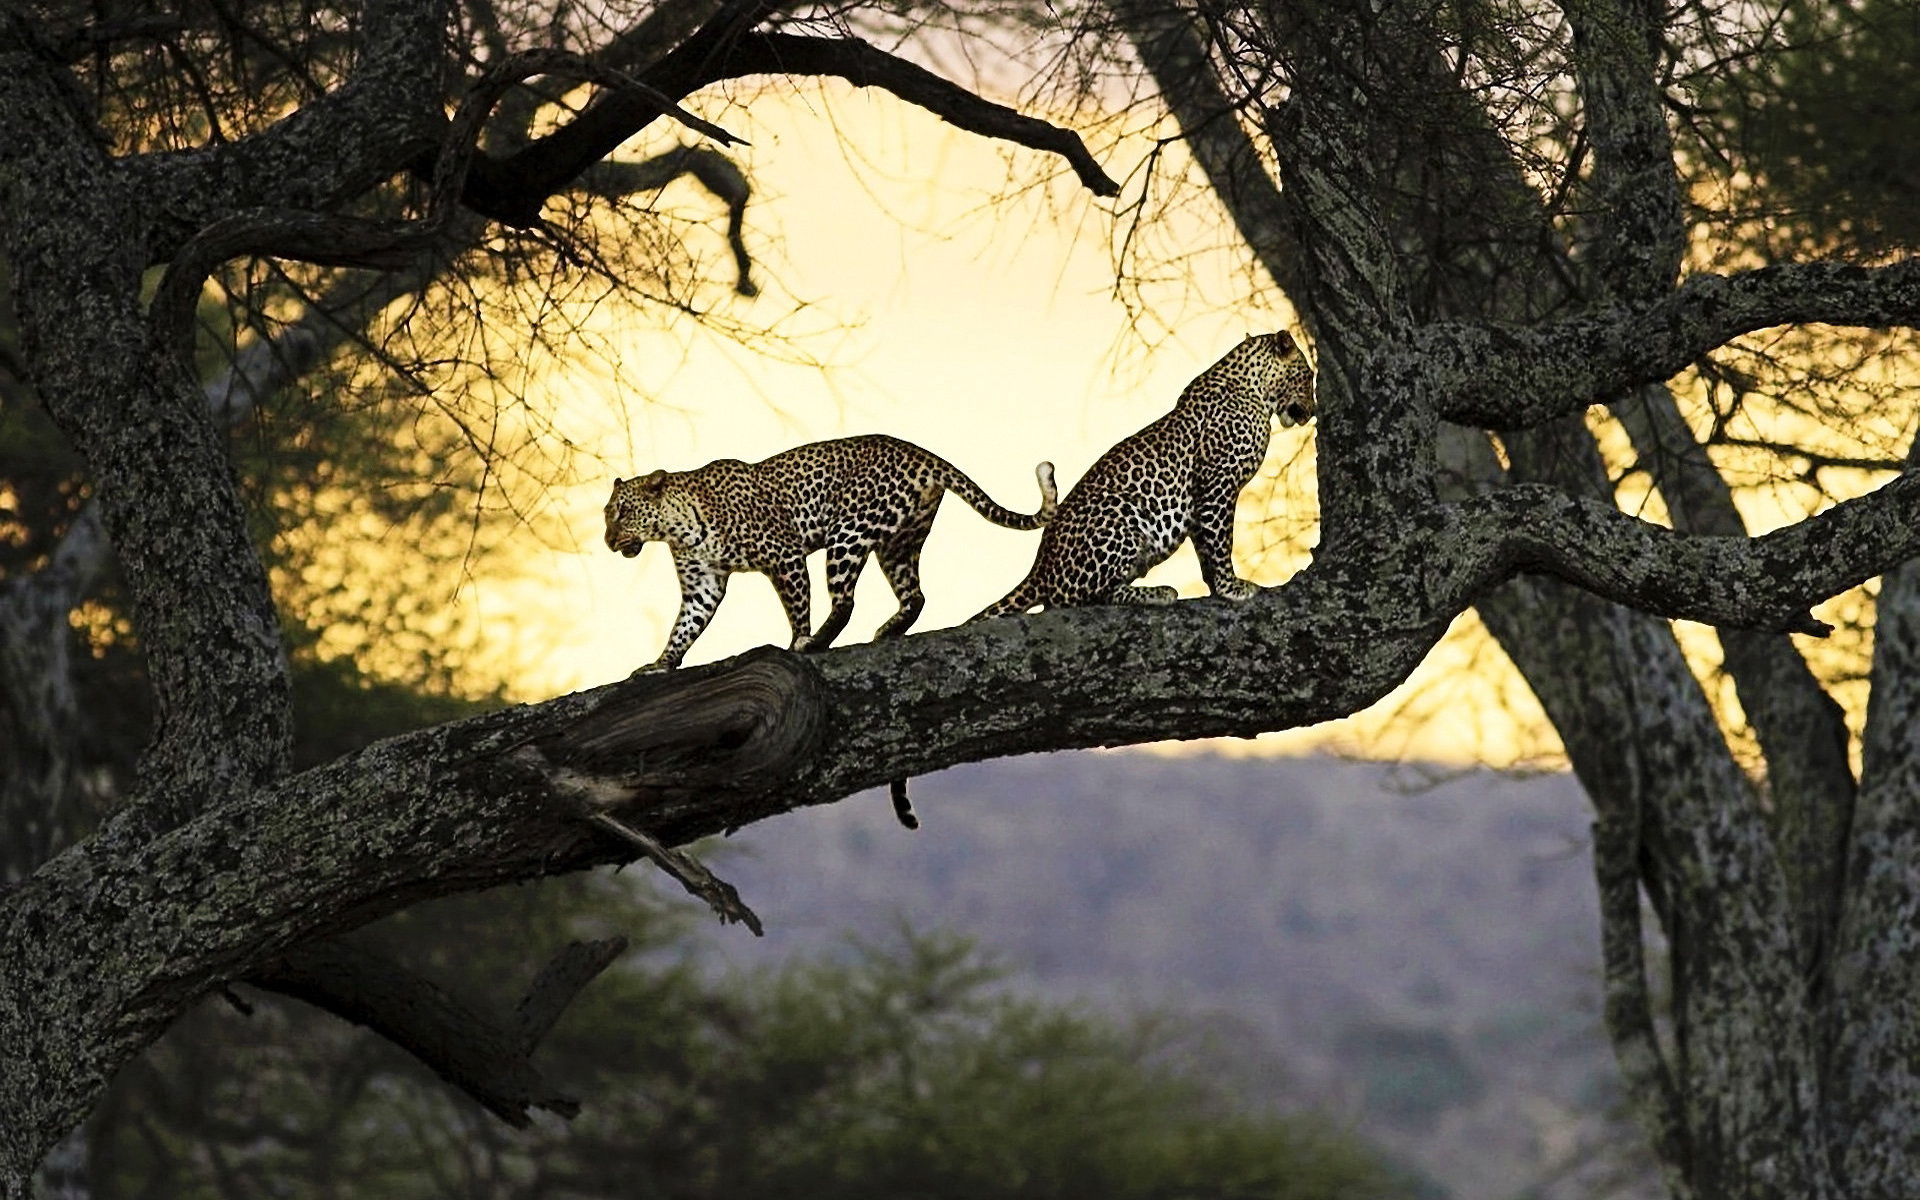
[973, 331, 1314, 619]
[606, 434, 1057, 673]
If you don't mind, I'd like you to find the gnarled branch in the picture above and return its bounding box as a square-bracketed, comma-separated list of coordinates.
[480, 20, 1119, 228]
[1454, 474, 1920, 636]
[248, 935, 628, 1127]
[1410, 258, 1920, 430]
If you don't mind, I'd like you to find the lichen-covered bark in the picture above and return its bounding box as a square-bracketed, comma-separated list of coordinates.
[6, 474, 1894, 1181]
[1405, 261, 1920, 429]
[6, 0, 1920, 1192]
[1565, 0, 1685, 300]
[1481, 417, 1839, 1197]
[0, 21, 292, 841]
[1826, 545, 1920, 1188]
[1130, 4, 1912, 1195]
[1479, 571, 1836, 1198]
[118, 0, 453, 260]
[1618, 385, 1858, 992]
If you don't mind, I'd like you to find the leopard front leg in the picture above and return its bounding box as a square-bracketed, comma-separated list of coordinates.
[638, 556, 730, 673]
[1191, 473, 1258, 601]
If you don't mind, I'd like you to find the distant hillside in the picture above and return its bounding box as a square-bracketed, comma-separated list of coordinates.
[688, 751, 1659, 1199]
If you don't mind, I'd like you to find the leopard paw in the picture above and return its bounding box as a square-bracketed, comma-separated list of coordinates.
[1213, 577, 1259, 602]
[1110, 584, 1180, 606]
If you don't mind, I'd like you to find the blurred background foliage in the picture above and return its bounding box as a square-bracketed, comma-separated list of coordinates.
[88, 877, 1421, 1200]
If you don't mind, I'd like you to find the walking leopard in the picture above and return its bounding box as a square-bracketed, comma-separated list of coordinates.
[605, 434, 1057, 673]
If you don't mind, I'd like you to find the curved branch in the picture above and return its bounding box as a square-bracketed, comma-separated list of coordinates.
[147, 211, 424, 355]
[721, 33, 1120, 197]
[579, 145, 758, 295]
[1411, 258, 1920, 429]
[247, 935, 627, 1127]
[484, 24, 1119, 227]
[1458, 473, 1920, 636]
[147, 46, 740, 356]
[122, 0, 451, 261]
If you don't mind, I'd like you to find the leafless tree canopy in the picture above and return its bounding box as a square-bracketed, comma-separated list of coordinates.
[3, 2, 1919, 1196]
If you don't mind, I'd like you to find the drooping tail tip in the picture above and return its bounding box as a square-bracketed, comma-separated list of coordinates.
[890, 778, 919, 830]
[1035, 461, 1058, 521]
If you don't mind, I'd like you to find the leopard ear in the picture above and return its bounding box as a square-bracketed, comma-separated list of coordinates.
[640, 468, 669, 489]
[1268, 330, 1296, 354]
[611, 475, 626, 488]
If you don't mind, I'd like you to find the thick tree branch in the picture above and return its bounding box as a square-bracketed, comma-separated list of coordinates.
[479, 0, 772, 216]
[2, 25, 293, 843]
[1474, 562, 1835, 1196]
[1456, 474, 1920, 636]
[720, 33, 1120, 198]
[1566, 0, 1685, 300]
[1408, 258, 1920, 429]
[480, 21, 1119, 228]
[7, 439, 1905, 1173]
[1825, 436, 1920, 1190]
[247, 935, 627, 1127]
[147, 47, 743, 358]
[0, 250, 441, 885]
[122, 0, 454, 262]
[1616, 384, 1857, 989]
[148, 212, 424, 356]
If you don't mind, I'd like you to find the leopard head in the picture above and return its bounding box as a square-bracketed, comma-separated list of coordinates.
[1257, 331, 1317, 428]
[603, 469, 671, 557]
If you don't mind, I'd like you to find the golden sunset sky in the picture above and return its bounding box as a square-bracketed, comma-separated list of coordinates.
[471, 79, 1559, 766]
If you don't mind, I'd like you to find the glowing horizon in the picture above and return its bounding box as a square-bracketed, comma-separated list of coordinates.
[460, 79, 1566, 767]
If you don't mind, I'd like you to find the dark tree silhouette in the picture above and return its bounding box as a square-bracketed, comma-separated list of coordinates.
[3, 2, 1917, 1195]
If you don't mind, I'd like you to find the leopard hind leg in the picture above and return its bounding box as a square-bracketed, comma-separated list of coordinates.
[1101, 583, 1180, 606]
[871, 516, 935, 640]
[793, 535, 870, 653]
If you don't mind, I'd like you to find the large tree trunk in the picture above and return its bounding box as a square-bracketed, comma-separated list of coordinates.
[1120, 1, 1914, 1194]
[6, 1, 1920, 1192]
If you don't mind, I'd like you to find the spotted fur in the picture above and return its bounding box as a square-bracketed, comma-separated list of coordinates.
[607, 434, 1057, 672]
[974, 331, 1314, 618]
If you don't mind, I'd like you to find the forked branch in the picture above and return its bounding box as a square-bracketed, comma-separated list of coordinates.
[1456, 475, 1920, 636]
[1413, 259, 1920, 429]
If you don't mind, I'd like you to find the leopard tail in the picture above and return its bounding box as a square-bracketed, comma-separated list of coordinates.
[971, 571, 1041, 622]
[942, 461, 1058, 531]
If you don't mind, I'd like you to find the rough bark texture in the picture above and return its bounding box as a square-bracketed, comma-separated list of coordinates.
[249, 935, 628, 1126]
[0, 1, 1194, 1184]
[1125, 2, 1915, 1195]
[4, 0, 1920, 1194]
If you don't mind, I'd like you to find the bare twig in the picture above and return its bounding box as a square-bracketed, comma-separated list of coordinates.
[583, 811, 763, 936]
